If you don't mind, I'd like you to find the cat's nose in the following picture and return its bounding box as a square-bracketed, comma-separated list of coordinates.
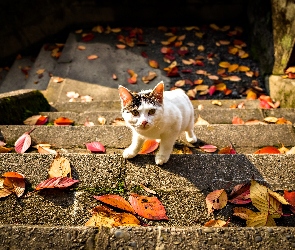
[141, 121, 148, 127]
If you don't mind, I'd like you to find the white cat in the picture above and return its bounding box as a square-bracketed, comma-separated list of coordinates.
[118, 81, 197, 165]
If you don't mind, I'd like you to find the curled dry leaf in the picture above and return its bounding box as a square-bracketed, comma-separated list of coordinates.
[228, 183, 251, 204]
[98, 116, 106, 125]
[206, 189, 228, 214]
[142, 71, 157, 84]
[139, 139, 159, 154]
[129, 193, 168, 220]
[0, 146, 13, 153]
[35, 177, 79, 190]
[233, 207, 257, 220]
[67, 91, 79, 99]
[284, 190, 295, 212]
[24, 115, 48, 125]
[116, 44, 126, 49]
[36, 145, 57, 154]
[232, 116, 245, 125]
[211, 100, 222, 106]
[14, 128, 35, 153]
[85, 141, 106, 153]
[1, 172, 26, 198]
[81, 95, 93, 102]
[112, 117, 125, 126]
[218, 145, 237, 154]
[85, 205, 140, 227]
[77, 45, 86, 50]
[204, 219, 228, 227]
[48, 153, 71, 178]
[149, 60, 159, 69]
[94, 194, 135, 214]
[199, 145, 218, 153]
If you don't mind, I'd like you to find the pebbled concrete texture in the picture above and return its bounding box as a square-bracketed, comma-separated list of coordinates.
[1, 225, 295, 250]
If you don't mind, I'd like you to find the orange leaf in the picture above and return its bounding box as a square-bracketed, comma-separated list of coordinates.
[218, 145, 237, 154]
[204, 219, 228, 227]
[254, 146, 280, 154]
[215, 83, 227, 91]
[238, 65, 250, 72]
[87, 55, 98, 60]
[94, 194, 135, 214]
[139, 139, 159, 154]
[246, 90, 257, 100]
[129, 193, 168, 220]
[284, 190, 295, 207]
[232, 116, 245, 125]
[194, 79, 203, 85]
[54, 117, 74, 126]
[116, 44, 126, 49]
[219, 61, 231, 68]
[228, 75, 241, 82]
[149, 60, 159, 69]
[228, 64, 239, 72]
[3, 172, 25, 197]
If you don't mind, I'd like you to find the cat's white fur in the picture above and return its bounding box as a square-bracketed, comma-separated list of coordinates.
[119, 81, 197, 165]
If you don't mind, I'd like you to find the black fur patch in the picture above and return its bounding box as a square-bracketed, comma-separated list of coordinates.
[123, 91, 161, 112]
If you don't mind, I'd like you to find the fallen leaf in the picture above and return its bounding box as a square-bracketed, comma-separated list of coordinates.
[54, 117, 74, 126]
[284, 190, 295, 207]
[228, 183, 251, 204]
[35, 177, 79, 190]
[238, 65, 250, 72]
[87, 55, 98, 60]
[264, 117, 278, 123]
[48, 154, 71, 178]
[139, 139, 159, 154]
[81, 95, 93, 102]
[211, 100, 222, 106]
[85, 205, 140, 227]
[276, 117, 292, 124]
[2, 172, 25, 197]
[197, 45, 205, 51]
[94, 194, 135, 214]
[142, 71, 157, 84]
[210, 23, 220, 30]
[97, 116, 106, 125]
[286, 146, 295, 155]
[23, 115, 48, 125]
[247, 212, 276, 227]
[195, 32, 204, 38]
[246, 90, 257, 100]
[219, 61, 231, 68]
[149, 60, 159, 69]
[0, 146, 13, 153]
[232, 116, 245, 125]
[67, 91, 79, 99]
[14, 128, 35, 153]
[112, 118, 125, 126]
[85, 141, 106, 153]
[129, 193, 168, 220]
[199, 145, 218, 153]
[36, 145, 57, 154]
[254, 146, 280, 154]
[233, 207, 257, 220]
[228, 64, 239, 72]
[82, 33, 95, 42]
[204, 219, 228, 227]
[206, 189, 227, 214]
[208, 75, 219, 80]
[218, 145, 237, 154]
[228, 75, 241, 82]
[77, 45, 86, 50]
[195, 115, 209, 125]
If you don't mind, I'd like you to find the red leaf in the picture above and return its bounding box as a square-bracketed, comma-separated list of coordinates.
[164, 54, 176, 61]
[259, 100, 271, 109]
[181, 69, 192, 73]
[82, 33, 95, 42]
[218, 146, 237, 154]
[141, 51, 148, 58]
[139, 139, 159, 154]
[35, 177, 79, 190]
[14, 128, 35, 153]
[209, 86, 216, 96]
[284, 190, 295, 207]
[35, 116, 48, 125]
[129, 193, 168, 220]
[254, 146, 280, 154]
[167, 67, 179, 77]
[199, 145, 218, 153]
[195, 60, 205, 66]
[85, 141, 106, 153]
[228, 183, 251, 204]
[94, 194, 135, 214]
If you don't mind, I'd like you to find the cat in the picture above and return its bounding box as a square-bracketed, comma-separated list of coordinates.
[118, 81, 197, 165]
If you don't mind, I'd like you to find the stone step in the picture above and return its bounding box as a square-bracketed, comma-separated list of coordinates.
[0, 153, 295, 228]
[2, 225, 295, 250]
[1, 124, 294, 154]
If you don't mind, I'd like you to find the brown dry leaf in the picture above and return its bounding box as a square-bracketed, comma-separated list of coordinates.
[142, 71, 157, 84]
[245, 71, 254, 77]
[3, 172, 26, 198]
[0, 177, 12, 198]
[195, 32, 204, 38]
[219, 61, 231, 68]
[276, 117, 292, 124]
[36, 69, 45, 75]
[98, 116, 106, 125]
[206, 189, 228, 214]
[140, 183, 157, 195]
[228, 64, 239, 72]
[204, 219, 228, 227]
[196, 69, 207, 75]
[228, 75, 241, 82]
[233, 207, 256, 220]
[219, 40, 230, 45]
[37, 145, 57, 154]
[0, 146, 13, 153]
[112, 118, 125, 126]
[197, 45, 205, 51]
[210, 23, 220, 30]
[77, 45, 86, 50]
[194, 85, 209, 92]
[87, 55, 98, 60]
[53, 77, 64, 83]
[182, 59, 194, 65]
[195, 115, 209, 126]
[212, 100, 222, 106]
[149, 60, 159, 69]
[175, 80, 185, 87]
[186, 89, 196, 99]
[208, 75, 219, 80]
[48, 154, 72, 178]
[177, 34, 186, 41]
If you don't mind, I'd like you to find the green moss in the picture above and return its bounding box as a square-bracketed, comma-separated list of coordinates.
[0, 90, 51, 125]
[76, 180, 126, 195]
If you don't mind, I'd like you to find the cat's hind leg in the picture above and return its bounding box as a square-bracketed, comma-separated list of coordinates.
[185, 130, 197, 143]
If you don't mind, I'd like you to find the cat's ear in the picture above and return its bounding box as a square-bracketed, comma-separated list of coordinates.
[118, 85, 133, 106]
[151, 81, 164, 104]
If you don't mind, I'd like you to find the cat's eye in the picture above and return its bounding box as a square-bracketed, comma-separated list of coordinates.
[148, 109, 156, 115]
[130, 110, 139, 116]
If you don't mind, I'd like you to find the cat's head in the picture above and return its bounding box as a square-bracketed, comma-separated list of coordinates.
[118, 81, 164, 131]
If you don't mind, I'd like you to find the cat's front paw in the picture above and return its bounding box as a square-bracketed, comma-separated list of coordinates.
[155, 154, 170, 165]
[123, 148, 137, 159]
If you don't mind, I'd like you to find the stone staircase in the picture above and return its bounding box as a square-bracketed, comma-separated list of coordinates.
[1, 32, 295, 249]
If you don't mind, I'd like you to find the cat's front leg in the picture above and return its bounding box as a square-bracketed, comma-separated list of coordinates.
[155, 135, 177, 165]
[123, 132, 145, 159]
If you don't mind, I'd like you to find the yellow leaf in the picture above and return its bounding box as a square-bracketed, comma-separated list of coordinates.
[238, 65, 250, 72]
[246, 212, 276, 227]
[228, 47, 239, 55]
[186, 89, 196, 99]
[219, 61, 231, 68]
[286, 66, 295, 73]
[246, 90, 257, 100]
[208, 75, 219, 80]
[215, 83, 227, 91]
[228, 64, 239, 72]
[211, 100, 222, 106]
[167, 36, 177, 43]
[210, 23, 220, 30]
[195, 32, 204, 38]
[219, 40, 230, 45]
[197, 45, 205, 51]
[233, 207, 256, 220]
[250, 180, 282, 218]
[36, 69, 45, 75]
